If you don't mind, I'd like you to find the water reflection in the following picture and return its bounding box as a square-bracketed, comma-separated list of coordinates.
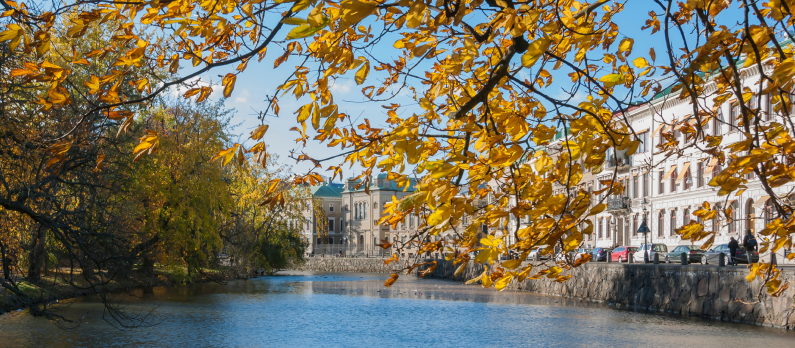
[0, 271, 792, 347]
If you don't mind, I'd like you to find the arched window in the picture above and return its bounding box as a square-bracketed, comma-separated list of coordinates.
[746, 199, 755, 233]
[658, 211, 664, 237]
[355, 203, 359, 219]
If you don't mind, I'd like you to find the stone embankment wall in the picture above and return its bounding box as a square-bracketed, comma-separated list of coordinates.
[295, 257, 395, 273]
[295, 257, 795, 329]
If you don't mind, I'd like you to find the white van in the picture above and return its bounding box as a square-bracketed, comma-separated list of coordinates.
[632, 243, 668, 263]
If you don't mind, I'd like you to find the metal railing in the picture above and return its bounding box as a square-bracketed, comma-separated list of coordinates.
[607, 155, 632, 168]
[607, 197, 631, 211]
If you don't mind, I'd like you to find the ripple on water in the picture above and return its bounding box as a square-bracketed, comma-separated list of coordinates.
[0, 271, 793, 348]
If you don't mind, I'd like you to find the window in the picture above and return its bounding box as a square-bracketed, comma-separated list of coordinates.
[670, 210, 676, 236]
[670, 167, 677, 193]
[606, 217, 612, 238]
[730, 102, 739, 128]
[633, 214, 638, 236]
[658, 171, 665, 195]
[643, 172, 649, 197]
[712, 163, 722, 179]
[683, 168, 691, 190]
[729, 201, 738, 234]
[328, 218, 334, 232]
[633, 175, 638, 199]
[765, 200, 775, 224]
[624, 178, 630, 198]
[329, 237, 334, 244]
[697, 161, 704, 187]
[683, 208, 690, 225]
[713, 107, 723, 136]
[409, 214, 414, 228]
[598, 218, 603, 238]
[317, 238, 322, 245]
[749, 94, 758, 110]
[341, 221, 346, 231]
[765, 93, 773, 121]
[481, 224, 488, 234]
[638, 132, 648, 153]
[374, 237, 378, 245]
[658, 212, 664, 237]
[363, 203, 367, 219]
[329, 203, 334, 212]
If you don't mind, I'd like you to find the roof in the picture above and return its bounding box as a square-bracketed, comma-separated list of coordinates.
[650, 37, 793, 102]
[343, 175, 417, 192]
[310, 184, 343, 198]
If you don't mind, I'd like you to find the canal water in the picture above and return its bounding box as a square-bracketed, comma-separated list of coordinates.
[1, 271, 793, 347]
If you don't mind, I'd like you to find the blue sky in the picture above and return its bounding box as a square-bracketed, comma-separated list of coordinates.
[177, 3, 744, 180]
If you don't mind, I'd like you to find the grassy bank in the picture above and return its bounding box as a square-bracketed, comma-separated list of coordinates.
[0, 264, 251, 315]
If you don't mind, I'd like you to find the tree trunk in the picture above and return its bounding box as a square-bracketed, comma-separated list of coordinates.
[140, 256, 155, 277]
[1, 241, 11, 281]
[27, 225, 46, 281]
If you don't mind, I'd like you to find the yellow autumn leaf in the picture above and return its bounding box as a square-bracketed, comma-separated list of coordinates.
[211, 144, 241, 167]
[427, 204, 450, 226]
[632, 57, 649, 68]
[501, 259, 523, 269]
[495, 275, 513, 291]
[222, 73, 236, 98]
[588, 203, 606, 216]
[355, 59, 369, 85]
[284, 16, 330, 40]
[618, 38, 634, 55]
[465, 268, 487, 285]
[521, 37, 551, 68]
[250, 125, 269, 140]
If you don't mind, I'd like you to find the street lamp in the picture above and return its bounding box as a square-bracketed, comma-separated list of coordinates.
[638, 198, 651, 263]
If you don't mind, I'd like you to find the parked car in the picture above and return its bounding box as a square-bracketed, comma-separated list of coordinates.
[666, 245, 705, 263]
[591, 247, 612, 262]
[702, 244, 759, 265]
[632, 243, 668, 263]
[610, 246, 637, 262]
[529, 247, 551, 260]
[575, 248, 592, 261]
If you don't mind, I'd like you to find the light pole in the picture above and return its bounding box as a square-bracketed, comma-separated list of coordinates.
[638, 198, 651, 263]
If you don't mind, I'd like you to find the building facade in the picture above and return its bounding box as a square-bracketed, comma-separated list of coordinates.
[588, 60, 793, 263]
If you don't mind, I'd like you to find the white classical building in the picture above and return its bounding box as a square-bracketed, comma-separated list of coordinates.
[590, 60, 793, 263]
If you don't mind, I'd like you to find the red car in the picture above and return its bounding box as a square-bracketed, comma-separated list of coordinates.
[611, 246, 638, 262]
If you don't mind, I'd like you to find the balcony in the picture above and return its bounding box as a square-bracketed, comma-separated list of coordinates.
[607, 197, 631, 211]
[607, 155, 632, 171]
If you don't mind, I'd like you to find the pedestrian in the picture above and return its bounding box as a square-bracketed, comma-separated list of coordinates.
[728, 237, 739, 266]
[743, 229, 758, 264]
